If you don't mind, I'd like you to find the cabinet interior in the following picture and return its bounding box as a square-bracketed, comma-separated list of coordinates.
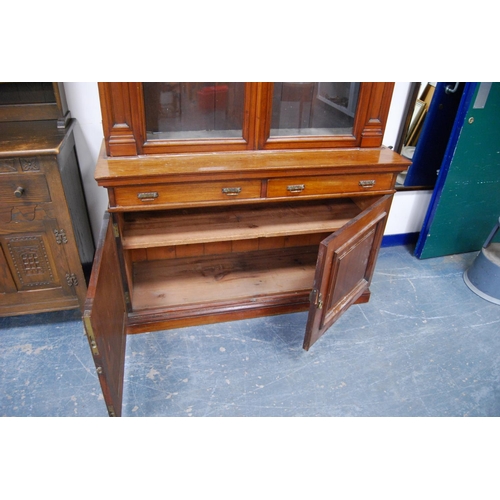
[120, 196, 378, 315]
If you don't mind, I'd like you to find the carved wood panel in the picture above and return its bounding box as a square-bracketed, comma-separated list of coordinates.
[2, 233, 59, 290]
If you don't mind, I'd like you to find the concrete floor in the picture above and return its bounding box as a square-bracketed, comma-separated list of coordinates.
[1, 245, 499, 417]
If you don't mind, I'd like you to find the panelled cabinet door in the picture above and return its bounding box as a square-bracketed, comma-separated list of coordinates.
[83, 213, 127, 417]
[0, 226, 63, 293]
[303, 195, 392, 350]
[0, 218, 81, 314]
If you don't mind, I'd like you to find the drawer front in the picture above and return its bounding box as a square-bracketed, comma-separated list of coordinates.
[0, 174, 51, 206]
[114, 180, 262, 208]
[267, 173, 394, 198]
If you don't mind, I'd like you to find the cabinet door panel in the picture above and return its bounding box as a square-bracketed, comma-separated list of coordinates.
[83, 213, 127, 417]
[2, 230, 61, 290]
[303, 195, 392, 350]
[0, 219, 77, 297]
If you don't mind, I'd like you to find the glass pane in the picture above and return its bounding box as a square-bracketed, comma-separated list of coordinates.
[143, 83, 245, 141]
[270, 82, 360, 137]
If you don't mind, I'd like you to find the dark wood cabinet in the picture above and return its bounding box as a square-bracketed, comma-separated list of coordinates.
[0, 120, 95, 316]
[0, 82, 70, 127]
[85, 82, 410, 416]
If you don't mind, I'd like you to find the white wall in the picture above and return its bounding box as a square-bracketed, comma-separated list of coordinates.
[383, 82, 411, 149]
[64, 82, 431, 241]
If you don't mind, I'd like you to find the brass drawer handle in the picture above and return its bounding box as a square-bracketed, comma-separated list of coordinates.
[359, 180, 376, 188]
[222, 187, 242, 196]
[137, 191, 159, 201]
[14, 186, 25, 198]
[287, 184, 305, 193]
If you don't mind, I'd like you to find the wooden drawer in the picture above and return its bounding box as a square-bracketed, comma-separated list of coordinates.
[0, 174, 51, 206]
[267, 173, 394, 198]
[113, 179, 262, 208]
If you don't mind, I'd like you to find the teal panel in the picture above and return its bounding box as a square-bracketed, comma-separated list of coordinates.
[417, 83, 500, 259]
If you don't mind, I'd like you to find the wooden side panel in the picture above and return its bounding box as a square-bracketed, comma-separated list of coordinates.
[83, 213, 127, 417]
[303, 195, 392, 350]
[56, 128, 95, 267]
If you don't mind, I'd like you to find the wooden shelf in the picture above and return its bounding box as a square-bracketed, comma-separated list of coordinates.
[131, 246, 318, 312]
[122, 199, 361, 249]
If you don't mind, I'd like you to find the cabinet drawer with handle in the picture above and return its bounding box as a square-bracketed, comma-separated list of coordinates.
[0, 174, 51, 206]
[267, 173, 394, 199]
[113, 180, 262, 208]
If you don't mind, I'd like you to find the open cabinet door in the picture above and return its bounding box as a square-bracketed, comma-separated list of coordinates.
[303, 195, 392, 350]
[83, 213, 127, 417]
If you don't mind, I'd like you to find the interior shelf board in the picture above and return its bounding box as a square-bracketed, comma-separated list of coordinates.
[122, 199, 360, 249]
[131, 246, 318, 312]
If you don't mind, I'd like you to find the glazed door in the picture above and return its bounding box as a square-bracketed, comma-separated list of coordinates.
[83, 213, 127, 417]
[99, 82, 259, 156]
[258, 82, 395, 150]
[303, 195, 392, 350]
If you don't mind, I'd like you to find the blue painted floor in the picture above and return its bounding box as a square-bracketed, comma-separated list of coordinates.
[1, 245, 499, 417]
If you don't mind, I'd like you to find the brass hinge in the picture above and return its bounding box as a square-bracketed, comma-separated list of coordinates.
[112, 223, 120, 238]
[66, 273, 79, 286]
[124, 291, 131, 305]
[309, 289, 323, 309]
[54, 229, 68, 244]
[83, 315, 100, 356]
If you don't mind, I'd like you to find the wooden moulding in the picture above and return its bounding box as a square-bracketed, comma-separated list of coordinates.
[126, 290, 313, 334]
[94, 145, 410, 187]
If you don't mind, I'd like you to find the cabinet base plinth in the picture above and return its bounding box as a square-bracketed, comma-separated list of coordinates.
[125, 288, 371, 335]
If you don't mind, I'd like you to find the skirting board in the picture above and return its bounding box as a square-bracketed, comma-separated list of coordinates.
[381, 232, 420, 247]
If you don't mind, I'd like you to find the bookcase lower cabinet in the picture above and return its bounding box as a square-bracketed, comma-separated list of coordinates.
[83, 146, 409, 416]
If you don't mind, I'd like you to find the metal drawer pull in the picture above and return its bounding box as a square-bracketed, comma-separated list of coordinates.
[222, 187, 242, 196]
[359, 180, 376, 188]
[14, 186, 25, 198]
[137, 191, 159, 201]
[287, 184, 305, 193]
